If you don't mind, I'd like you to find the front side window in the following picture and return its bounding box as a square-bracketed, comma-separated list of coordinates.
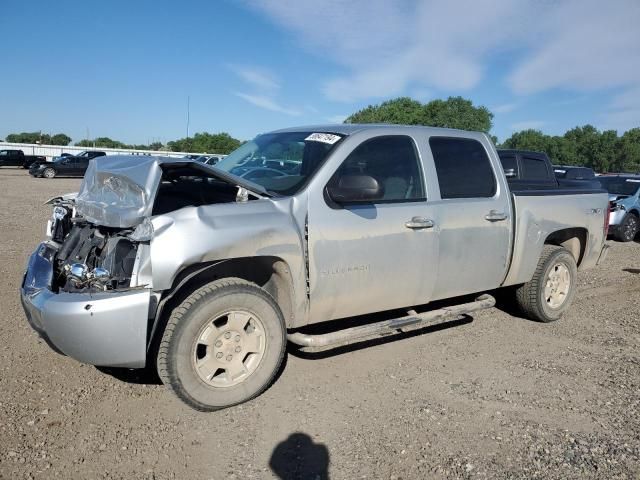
[215, 131, 344, 196]
[430, 137, 496, 199]
[329, 135, 425, 202]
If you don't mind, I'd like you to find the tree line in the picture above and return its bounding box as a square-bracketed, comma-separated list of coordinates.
[3, 131, 242, 155]
[5, 96, 639, 172]
[347, 97, 639, 173]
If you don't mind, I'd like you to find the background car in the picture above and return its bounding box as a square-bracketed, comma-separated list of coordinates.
[29, 151, 106, 178]
[598, 175, 640, 242]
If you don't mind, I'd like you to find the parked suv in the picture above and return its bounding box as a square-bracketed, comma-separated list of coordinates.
[553, 165, 601, 189]
[598, 175, 640, 241]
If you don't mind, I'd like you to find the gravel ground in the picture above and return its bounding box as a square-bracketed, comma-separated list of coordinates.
[0, 168, 638, 479]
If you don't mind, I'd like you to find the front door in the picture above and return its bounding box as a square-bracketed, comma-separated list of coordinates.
[308, 135, 438, 322]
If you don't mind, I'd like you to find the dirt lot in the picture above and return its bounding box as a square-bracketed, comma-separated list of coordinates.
[0, 167, 638, 479]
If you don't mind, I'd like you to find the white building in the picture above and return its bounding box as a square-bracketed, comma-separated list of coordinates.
[0, 142, 221, 161]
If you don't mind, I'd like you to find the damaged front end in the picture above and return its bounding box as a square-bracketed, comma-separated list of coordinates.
[21, 155, 269, 368]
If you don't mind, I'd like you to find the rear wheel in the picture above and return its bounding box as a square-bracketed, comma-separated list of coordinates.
[43, 167, 56, 179]
[515, 245, 578, 322]
[157, 278, 286, 411]
[615, 213, 638, 242]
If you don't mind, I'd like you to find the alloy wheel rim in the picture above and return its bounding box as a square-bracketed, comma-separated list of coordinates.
[544, 263, 571, 309]
[624, 217, 637, 240]
[191, 310, 266, 388]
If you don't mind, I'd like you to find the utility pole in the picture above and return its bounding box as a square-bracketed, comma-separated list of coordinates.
[186, 95, 190, 138]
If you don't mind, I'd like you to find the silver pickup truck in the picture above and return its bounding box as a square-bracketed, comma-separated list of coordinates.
[21, 125, 609, 411]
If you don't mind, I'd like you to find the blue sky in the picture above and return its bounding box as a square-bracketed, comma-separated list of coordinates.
[1, 0, 639, 145]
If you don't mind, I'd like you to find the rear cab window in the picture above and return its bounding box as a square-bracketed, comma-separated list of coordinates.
[521, 156, 550, 180]
[429, 137, 496, 199]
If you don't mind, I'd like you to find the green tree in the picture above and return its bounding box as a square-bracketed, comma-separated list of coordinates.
[76, 137, 121, 149]
[167, 132, 241, 154]
[500, 129, 551, 152]
[345, 96, 493, 132]
[345, 97, 427, 125]
[563, 125, 602, 169]
[616, 128, 640, 173]
[6, 131, 48, 144]
[50, 133, 72, 146]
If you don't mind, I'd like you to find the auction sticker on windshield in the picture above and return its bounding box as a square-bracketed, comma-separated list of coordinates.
[305, 133, 341, 144]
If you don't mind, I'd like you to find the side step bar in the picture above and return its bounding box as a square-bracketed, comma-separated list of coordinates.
[287, 294, 495, 350]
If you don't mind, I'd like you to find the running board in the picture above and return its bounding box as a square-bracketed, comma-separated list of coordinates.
[287, 294, 495, 351]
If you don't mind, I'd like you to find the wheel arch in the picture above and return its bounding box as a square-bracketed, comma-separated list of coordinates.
[147, 256, 297, 354]
[544, 227, 587, 266]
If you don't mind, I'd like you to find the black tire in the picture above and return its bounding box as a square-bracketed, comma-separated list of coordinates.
[615, 213, 638, 242]
[157, 278, 286, 411]
[515, 245, 578, 323]
[43, 167, 56, 179]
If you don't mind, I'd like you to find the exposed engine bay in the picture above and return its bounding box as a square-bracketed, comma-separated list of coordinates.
[49, 203, 139, 293]
[48, 162, 262, 293]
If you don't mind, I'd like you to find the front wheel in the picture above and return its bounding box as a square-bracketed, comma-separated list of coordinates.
[157, 278, 286, 411]
[615, 214, 638, 242]
[515, 245, 578, 322]
[43, 167, 56, 178]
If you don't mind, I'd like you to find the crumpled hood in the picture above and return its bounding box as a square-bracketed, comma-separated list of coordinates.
[75, 156, 167, 228]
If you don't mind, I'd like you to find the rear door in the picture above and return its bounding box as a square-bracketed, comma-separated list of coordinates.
[426, 136, 512, 300]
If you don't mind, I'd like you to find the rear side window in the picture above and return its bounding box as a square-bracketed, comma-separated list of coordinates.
[430, 137, 496, 199]
[522, 156, 549, 180]
[566, 168, 594, 180]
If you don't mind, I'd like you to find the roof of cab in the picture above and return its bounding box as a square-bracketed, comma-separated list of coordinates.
[270, 123, 488, 138]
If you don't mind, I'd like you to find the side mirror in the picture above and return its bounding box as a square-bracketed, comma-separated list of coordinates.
[504, 168, 517, 178]
[326, 175, 382, 203]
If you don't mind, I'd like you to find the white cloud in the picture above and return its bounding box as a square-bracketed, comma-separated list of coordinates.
[229, 64, 280, 90]
[508, 1, 640, 94]
[492, 103, 518, 114]
[230, 64, 302, 116]
[600, 86, 640, 132]
[510, 120, 546, 131]
[235, 92, 300, 116]
[245, 0, 529, 102]
[245, 0, 640, 131]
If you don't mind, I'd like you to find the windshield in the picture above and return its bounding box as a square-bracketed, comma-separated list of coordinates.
[214, 131, 344, 195]
[599, 177, 640, 196]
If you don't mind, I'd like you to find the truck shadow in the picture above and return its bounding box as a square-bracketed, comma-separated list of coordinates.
[95, 365, 163, 385]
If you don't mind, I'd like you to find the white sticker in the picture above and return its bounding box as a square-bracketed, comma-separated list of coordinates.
[626, 179, 640, 183]
[305, 133, 341, 145]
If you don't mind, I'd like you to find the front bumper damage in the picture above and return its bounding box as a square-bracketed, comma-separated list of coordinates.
[21, 242, 151, 368]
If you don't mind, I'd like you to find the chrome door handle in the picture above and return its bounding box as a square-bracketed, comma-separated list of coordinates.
[485, 210, 508, 222]
[405, 217, 434, 229]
